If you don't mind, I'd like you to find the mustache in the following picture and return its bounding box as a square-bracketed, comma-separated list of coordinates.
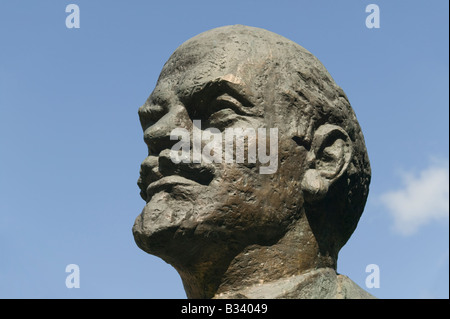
[138, 149, 215, 201]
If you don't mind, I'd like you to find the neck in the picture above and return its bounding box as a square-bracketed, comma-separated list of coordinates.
[175, 212, 337, 299]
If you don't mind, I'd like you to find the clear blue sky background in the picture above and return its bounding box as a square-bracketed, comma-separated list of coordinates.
[0, 1, 448, 299]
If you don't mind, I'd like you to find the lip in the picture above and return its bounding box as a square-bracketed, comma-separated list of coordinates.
[146, 175, 201, 201]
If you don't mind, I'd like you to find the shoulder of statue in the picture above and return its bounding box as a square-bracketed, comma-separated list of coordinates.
[214, 268, 377, 299]
[336, 274, 377, 299]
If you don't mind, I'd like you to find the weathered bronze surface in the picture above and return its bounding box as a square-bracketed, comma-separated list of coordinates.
[133, 25, 372, 299]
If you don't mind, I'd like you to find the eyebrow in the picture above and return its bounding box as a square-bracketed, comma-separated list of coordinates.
[184, 78, 256, 110]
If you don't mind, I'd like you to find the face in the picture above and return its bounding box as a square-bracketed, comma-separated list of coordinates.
[133, 36, 309, 265]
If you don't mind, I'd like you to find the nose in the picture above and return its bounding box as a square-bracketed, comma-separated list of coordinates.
[143, 104, 192, 155]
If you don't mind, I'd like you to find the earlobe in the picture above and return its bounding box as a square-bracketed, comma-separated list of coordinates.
[301, 124, 352, 203]
[301, 169, 330, 202]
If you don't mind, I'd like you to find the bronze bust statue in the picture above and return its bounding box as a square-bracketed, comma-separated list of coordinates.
[133, 25, 373, 299]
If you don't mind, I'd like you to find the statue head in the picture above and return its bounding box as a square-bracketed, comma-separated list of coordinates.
[133, 25, 371, 298]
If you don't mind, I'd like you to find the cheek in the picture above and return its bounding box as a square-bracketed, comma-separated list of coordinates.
[211, 142, 307, 231]
[253, 139, 307, 217]
[277, 141, 308, 201]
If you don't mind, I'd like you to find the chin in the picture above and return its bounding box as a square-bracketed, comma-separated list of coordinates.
[133, 194, 187, 249]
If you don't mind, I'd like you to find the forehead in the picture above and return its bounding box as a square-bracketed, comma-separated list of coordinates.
[156, 37, 268, 100]
[153, 25, 319, 102]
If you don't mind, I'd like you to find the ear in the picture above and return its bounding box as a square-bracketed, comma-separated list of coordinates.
[301, 124, 353, 203]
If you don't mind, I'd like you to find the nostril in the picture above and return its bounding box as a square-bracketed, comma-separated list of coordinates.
[139, 103, 166, 130]
[142, 105, 192, 156]
[144, 125, 181, 156]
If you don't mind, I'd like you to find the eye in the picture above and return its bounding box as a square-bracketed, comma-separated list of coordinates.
[185, 91, 251, 128]
[213, 93, 243, 113]
[204, 94, 245, 129]
[207, 108, 239, 129]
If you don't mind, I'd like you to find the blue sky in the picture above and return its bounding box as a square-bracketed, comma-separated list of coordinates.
[0, 0, 448, 299]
